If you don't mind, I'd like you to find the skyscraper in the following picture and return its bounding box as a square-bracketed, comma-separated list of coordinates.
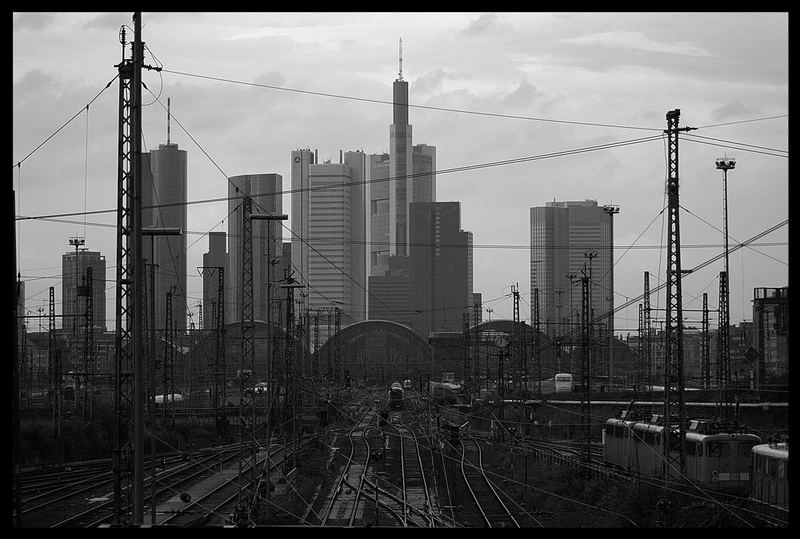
[529, 199, 618, 339]
[61, 248, 107, 332]
[389, 41, 413, 257]
[291, 149, 368, 328]
[411, 143, 436, 204]
[409, 201, 473, 338]
[143, 141, 188, 333]
[227, 173, 284, 325]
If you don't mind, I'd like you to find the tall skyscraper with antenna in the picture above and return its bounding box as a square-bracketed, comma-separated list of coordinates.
[389, 38, 413, 257]
[142, 97, 188, 332]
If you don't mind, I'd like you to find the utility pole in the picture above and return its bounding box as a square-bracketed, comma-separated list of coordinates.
[282, 272, 304, 470]
[49, 287, 60, 438]
[582, 251, 598, 448]
[79, 268, 94, 419]
[242, 211, 287, 523]
[702, 293, 710, 389]
[163, 290, 173, 424]
[580, 270, 591, 462]
[662, 108, 693, 482]
[199, 266, 225, 433]
[715, 156, 735, 405]
[718, 272, 731, 416]
[463, 313, 471, 392]
[112, 13, 161, 525]
[512, 283, 520, 394]
[643, 272, 652, 391]
[533, 287, 541, 393]
[69, 235, 85, 416]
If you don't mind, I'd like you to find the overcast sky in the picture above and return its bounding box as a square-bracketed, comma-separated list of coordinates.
[13, 12, 788, 335]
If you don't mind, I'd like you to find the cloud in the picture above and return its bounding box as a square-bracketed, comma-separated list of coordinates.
[253, 71, 286, 88]
[561, 31, 713, 57]
[501, 80, 545, 109]
[460, 13, 512, 37]
[82, 12, 133, 31]
[13, 12, 55, 31]
[710, 100, 760, 123]
[412, 68, 467, 96]
[14, 69, 57, 97]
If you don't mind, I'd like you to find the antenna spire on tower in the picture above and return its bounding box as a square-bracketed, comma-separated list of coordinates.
[398, 38, 403, 81]
[167, 97, 171, 144]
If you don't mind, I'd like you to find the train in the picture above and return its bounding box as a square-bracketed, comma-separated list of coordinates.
[389, 382, 404, 410]
[603, 408, 761, 494]
[537, 373, 573, 394]
[403, 379, 412, 390]
[748, 442, 789, 521]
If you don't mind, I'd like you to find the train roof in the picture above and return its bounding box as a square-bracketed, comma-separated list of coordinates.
[607, 415, 761, 440]
[390, 382, 402, 389]
[752, 442, 789, 458]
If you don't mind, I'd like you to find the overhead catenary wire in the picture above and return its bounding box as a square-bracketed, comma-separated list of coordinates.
[16, 133, 667, 223]
[160, 68, 664, 133]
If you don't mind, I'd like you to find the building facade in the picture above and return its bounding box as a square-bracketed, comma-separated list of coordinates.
[409, 201, 473, 338]
[226, 173, 284, 326]
[530, 200, 618, 340]
[291, 149, 368, 332]
[369, 152, 391, 278]
[142, 142, 188, 333]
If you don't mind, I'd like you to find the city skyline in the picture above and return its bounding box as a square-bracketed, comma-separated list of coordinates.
[13, 12, 788, 335]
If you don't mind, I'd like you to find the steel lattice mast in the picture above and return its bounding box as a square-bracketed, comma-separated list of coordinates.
[718, 271, 731, 416]
[702, 292, 710, 390]
[236, 195, 257, 522]
[643, 272, 652, 390]
[662, 108, 693, 482]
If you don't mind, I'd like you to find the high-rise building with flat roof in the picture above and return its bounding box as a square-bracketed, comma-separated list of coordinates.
[61, 248, 107, 332]
[227, 173, 284, 325]
[143, 142, 188, 332]
[412, 143, 436, 204]
[530, 199, 618, 340]
[409, 201, 473, 338]
[291, 149, 368, 329]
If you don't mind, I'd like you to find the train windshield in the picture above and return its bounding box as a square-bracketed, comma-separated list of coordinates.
[737, 442, 757, 457]
[707, 442, 732, 457]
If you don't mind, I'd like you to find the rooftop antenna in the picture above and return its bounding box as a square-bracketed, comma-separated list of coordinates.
[167, 97, 171, 144]
[398, 38, 403, 81]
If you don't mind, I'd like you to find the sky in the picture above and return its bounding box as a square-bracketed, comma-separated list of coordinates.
[12, 12, 789, 336]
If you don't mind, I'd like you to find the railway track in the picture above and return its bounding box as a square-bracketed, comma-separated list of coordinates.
[48, 447, 243, 527]
[456, 437, 519, 528]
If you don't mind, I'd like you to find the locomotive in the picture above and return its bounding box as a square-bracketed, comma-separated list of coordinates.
[603, 408, 760, 494]
[389, 382, 404, 410]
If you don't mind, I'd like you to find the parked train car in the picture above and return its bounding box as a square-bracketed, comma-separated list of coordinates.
[603, 409, 760, 494]
[389, 382, 404, 410]
[537, 373, 573, 394]
[749, 442, 789, 522]
[403, 379, 412, 390]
